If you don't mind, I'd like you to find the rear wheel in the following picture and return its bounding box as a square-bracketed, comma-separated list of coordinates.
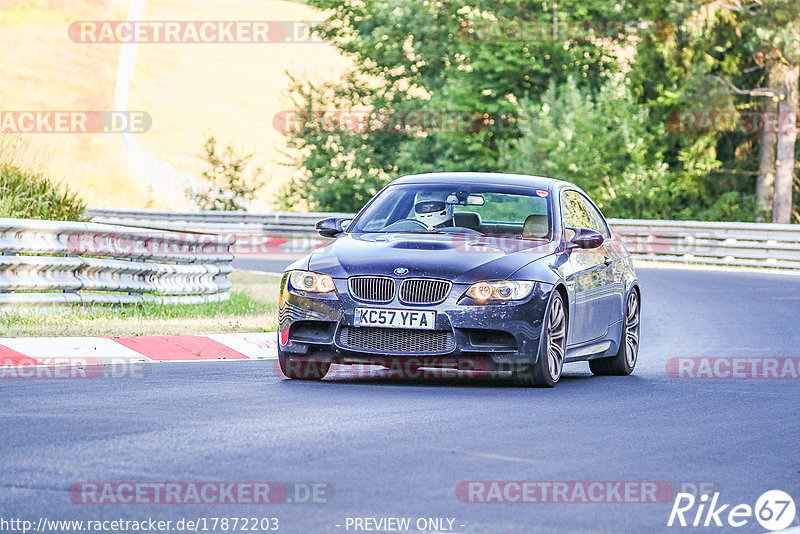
[514, 291, 567, 388]
[278, 352, 330, 380]
[590, 288, 640, 376]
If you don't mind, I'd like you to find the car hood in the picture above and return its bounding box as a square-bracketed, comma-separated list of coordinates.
[306, 233, 556, 283]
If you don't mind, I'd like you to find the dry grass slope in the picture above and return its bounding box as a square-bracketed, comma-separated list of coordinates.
[0, 0, 349, 209]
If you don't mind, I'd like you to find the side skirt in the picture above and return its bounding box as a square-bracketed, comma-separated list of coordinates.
[565, 340, 613, 362]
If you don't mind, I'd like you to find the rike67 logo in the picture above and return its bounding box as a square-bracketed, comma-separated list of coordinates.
[668, 490, 796, 531]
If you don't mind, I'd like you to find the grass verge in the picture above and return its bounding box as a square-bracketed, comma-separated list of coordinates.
[0, 270, 281, 337]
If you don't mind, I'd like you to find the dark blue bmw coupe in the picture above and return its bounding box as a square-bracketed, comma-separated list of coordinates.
[278, 172, 640, 387]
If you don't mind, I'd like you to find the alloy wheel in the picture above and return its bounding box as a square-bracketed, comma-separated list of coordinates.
[624, 291, 640, 368]
[546, 295, 567, 381]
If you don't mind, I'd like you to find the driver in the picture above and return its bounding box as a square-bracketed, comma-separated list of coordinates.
[413, 190, 454, 228]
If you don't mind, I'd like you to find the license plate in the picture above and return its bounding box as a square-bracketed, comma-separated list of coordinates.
[354, 308, 436, 330]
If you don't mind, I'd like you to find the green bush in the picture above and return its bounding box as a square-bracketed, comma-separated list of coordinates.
[188, 136, 263, 211]
[499, 77, 760, 222]
[500, 77, 671, 219]
[0, 164, 87, 221]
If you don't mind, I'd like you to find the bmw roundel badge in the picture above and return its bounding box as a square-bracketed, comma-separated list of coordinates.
[394, 267, 409, 276]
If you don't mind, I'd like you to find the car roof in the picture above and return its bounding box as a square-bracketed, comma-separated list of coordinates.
[390, 172, 571, 190]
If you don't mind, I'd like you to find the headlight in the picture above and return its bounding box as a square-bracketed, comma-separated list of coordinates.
[289, 270, 336, 293]
[466, 280, 535, 302]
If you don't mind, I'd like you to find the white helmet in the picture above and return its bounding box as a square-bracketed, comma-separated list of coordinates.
[413, 190, 453, 228]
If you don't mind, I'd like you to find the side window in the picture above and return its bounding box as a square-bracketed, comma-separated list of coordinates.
[579, 195, 610, 237]
[561, 190, 592, 230]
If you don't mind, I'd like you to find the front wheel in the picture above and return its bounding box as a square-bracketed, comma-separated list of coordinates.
[278, 353, 330, 380]
[590, 288, 640, 376]
[514, 291, 567, 388]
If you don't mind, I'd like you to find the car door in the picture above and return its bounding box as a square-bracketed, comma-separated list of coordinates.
[578, 193, 623, 327]
[559, 190, 610, 345]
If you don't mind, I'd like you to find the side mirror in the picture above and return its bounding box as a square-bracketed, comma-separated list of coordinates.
[567, 227, 604, 249]
[316, 217, 350, 238]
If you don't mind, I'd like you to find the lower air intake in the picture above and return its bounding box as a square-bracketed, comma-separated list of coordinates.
[339, 327, 455, 354]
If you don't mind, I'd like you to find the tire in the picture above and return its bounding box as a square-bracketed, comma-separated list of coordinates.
[590, 288, 640, 376]
[278, 352, 330, 380]
[514, 291, 567, 388]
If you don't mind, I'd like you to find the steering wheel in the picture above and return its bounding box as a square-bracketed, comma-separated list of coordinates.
[403, 219, 430, 229]
[382, 218, 432, 232]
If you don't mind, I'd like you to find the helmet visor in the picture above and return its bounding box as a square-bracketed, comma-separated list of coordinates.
[414, 200, 446, 214]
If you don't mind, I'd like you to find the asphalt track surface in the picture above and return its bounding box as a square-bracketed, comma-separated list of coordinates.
[233, 256, 297, 274]
[1, 267, 799, 533]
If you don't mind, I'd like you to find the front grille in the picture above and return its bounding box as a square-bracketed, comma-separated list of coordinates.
[348, 276, 395, 303]
[339, 327, 455, 354]
[399, 278, 451, 304]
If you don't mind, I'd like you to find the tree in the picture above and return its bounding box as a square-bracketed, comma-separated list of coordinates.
[189, 136, 263, 211]
[623, 0, 764, 221]
[633, 0, 799, 222]
[500, 77, 671, 219]
[277, 72, 405, 212]
[746, 0, 800, 223]
[281, 0, 796, 221]
[280, 0, 619, 211]
[708, 0, 799, 223]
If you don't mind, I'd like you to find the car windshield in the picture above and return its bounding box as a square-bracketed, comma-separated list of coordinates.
[348, 183, 552, 239]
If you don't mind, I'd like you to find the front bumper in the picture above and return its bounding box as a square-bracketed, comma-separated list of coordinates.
[277, 273, 552, 367]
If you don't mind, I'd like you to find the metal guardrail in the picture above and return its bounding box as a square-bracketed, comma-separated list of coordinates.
[608, 218, 800, 270]
[0, 218, 234, 305]
[87, 209, 800, 270]
[87, 208, 354, 238]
